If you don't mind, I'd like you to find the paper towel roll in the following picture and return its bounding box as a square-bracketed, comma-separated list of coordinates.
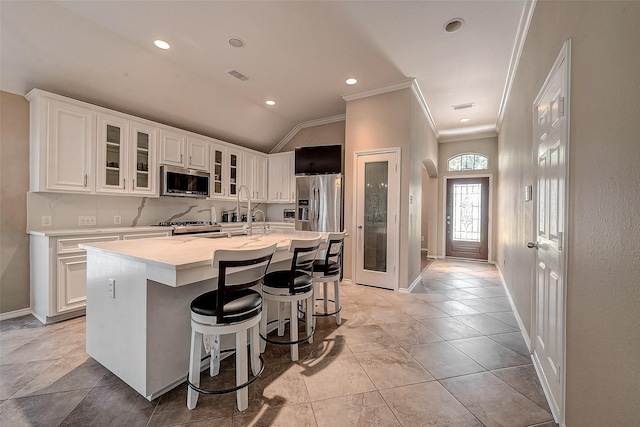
[210, 207, 217, 224]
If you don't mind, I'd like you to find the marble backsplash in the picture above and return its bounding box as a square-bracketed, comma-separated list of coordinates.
[26, 192, 296, 231]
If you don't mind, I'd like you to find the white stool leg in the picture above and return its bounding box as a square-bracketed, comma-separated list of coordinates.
[323, 282, 329, 314]
[259, 302, 268, 353]
[306, 293, 313, 344]
[187, 328, 202, 410]
[236, 330, 248, 412]
[290, 301, 299, 361]
[334, 280, 341, 325]
[210, 334, 220, 376]
[250, 323, 261, 376]
[278, 301, 285, 336]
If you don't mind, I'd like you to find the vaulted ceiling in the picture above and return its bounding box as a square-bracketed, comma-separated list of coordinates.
[1, 1, 527, 152]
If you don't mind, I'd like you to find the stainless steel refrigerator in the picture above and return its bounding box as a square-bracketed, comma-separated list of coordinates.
[295, 174, 342, 232]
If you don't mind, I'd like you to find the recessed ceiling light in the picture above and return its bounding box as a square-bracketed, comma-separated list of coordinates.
[229, 37, 245, 48]
[346, 78, 357, 85]
[266, 100, 276, 106]
[460, 118, 470, 122]
[153, 39, 171, 50]
[444, 18, 465, 33]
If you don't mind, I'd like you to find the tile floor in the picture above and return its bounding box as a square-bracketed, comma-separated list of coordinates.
[0, 259, 557, 426]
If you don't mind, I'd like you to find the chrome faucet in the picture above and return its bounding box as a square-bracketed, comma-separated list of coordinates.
[237, 185, 252, 236]
[253, 209, 267, 234]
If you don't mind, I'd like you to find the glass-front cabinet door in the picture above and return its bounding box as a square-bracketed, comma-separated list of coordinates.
[227, 148, 240, 199]
[210, 145, 225, 198]
[97, 114, 128, 193]
[129, 121, 157, 196]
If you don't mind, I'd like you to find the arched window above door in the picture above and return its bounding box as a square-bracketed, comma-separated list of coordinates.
[447, 153, 488, 171]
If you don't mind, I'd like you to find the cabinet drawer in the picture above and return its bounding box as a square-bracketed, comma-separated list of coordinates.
[123, 232, 171, 240]
[57, 235, 120, 255]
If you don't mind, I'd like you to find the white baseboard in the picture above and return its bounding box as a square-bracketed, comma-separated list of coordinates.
[405, 274, 422, 293]
[0, 308, 32, 321]
[496, 264, 532, 351]
[341, 278, 353, 285]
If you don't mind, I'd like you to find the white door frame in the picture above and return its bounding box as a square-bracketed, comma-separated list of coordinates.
[352, 148, 401, 291]
[531, 39, 571, 426]
[441, 174, 493, 262]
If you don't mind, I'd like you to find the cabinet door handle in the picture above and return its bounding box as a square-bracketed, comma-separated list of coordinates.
[84, 175, 88, 187]
[180, 154, 183, 163]
[123, 178, 126, 190]
[189, 155, 192, 165]
[133, 179, 135, 189]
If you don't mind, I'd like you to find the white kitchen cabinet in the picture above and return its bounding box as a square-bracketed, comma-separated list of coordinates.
[159, 130, 209, 171]
[210, 144, 242, 200]
[27, 90, 95, 193]
[30, 229, 171, 324]
[268, 151, 295, 203]
[187, 136, 210, 171]
[242, 151, 268, 202]
[96, 114, 158, 196]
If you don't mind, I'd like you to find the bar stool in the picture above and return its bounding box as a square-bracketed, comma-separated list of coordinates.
[260, 237, 321, 361]
[313, 232, 345, 325]
[187, 243, 276, 412]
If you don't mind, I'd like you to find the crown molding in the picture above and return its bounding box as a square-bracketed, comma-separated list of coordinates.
[341, 78, 440, 140]
[409, 80, 439, 140]
[270, 114, 346, 154]
[438, 124, 497, 143]
[496, 0, 537, 133]
[341, 78, 415, 102]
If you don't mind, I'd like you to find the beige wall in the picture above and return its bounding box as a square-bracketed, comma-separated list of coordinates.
[0, 91, 30, 313]
[436, 137, 498, 259]
[345, 88, 437, 289]
[278, 120, 345, 153]
[497, 1, 640, 424]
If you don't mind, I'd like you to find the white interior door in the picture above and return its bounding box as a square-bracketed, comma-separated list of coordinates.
[354, 150, 399, 290]
[531, 41, 570, 422]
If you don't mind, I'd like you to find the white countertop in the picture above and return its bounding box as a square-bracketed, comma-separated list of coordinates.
[27, 226, 174, 237]
[80, 230, 322, 271]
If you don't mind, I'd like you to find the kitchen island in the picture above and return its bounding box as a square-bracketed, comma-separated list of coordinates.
[80, 230, 322, 401]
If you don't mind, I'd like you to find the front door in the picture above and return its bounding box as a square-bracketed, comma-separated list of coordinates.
[445, 177, 489, 260]
[531, 41, 570, 421]
[354, 150, 400, 290]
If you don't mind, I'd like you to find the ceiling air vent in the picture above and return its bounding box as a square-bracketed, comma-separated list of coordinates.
[228, 70, 249, 81]
[452, 102, 475, 110]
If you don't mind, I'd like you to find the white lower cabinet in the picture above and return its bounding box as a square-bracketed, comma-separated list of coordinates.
[30, 230, 170, 323]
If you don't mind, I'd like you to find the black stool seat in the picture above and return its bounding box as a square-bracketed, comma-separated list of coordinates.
[312, 260, 340, 276]
[191, 289, 262, 323]
[264, 270, 313, 294]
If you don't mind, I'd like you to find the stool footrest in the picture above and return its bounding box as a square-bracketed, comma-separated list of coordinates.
[260, 326, 315, 346]
[187, 354, 264, 395]
[313, 298, 342, 317]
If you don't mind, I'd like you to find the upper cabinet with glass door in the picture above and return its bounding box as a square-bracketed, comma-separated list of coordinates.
[96, 113, 158, 196]
[209, 143, 241, 200]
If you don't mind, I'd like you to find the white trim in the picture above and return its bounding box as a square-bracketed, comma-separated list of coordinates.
[496, 264, 532, 350]
[405, 275, 422, 293]
[0, 308, 32, 321]
[341, 278, 353, 285]
[441, 174, 494, 262]
[352, 148, 401, 292]
[438, 125, 497, 143]
[496, 0, 537, 132]
[341, 79, 440, 142]
[409, 80, 439, 139]
[269, 114, 346, 154]
[341, 78, 414, 102]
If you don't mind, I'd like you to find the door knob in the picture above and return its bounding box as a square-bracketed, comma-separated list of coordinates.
[527, 241, 539, 249]
[358, 225, 363, 229]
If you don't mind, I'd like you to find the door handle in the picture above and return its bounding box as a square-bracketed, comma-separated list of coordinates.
[527, 241, 539, 250]
[358, 225, 363, 229]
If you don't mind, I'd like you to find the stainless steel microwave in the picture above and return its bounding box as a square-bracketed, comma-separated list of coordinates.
[160, 166, 210, 198]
